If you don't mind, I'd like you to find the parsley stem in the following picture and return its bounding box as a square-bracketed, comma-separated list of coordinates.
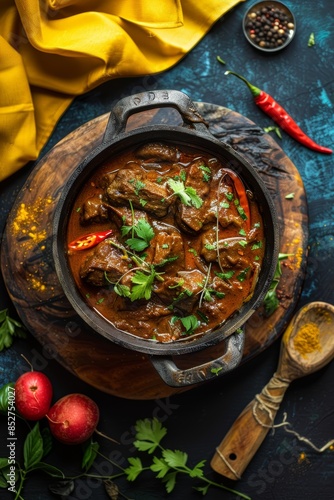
[129, 200, 136, 239]
[96, 450, 127, 472]
[201, 477, 252, 499]
[14, 466, 26, 500]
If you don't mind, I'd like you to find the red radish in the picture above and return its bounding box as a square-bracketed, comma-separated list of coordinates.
[15, 371, 53, 420]
[47, 393, 99, 445]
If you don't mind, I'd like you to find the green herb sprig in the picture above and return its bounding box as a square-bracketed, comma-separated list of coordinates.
[167, 179, 203, 208]
[263, 253, 292, 316]
[125, 418, 251, 498]
[0, 309, 26, 352]
[171, 314, 199, 336]
[0, 406, 250, 500]
[120, 201, 155, 252]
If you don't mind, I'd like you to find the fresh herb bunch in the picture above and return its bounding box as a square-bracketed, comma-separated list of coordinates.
[0, 397, 250, 500]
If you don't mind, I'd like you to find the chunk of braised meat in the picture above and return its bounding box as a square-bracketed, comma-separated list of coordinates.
[144, 222, 184, 268]
[80, 239, 130, 286]
[200, 228, 219, 262]
[215, 175, 245, 228]
[198, 275, 235, 324]
[111, 307, 183, 342]
[200, 229, 251, 268]
[135, 142, 180, 162]
[152, 316, 184, 342]
[174, 159, 211, 233]
[80, 195, 109, 225]
[186, 159, 211, 197]
[104, 165, 172, 217]
[173, 159, 245, 234]
[108, 205, 149, 229]
[206, 237, 250, 269]
[175, 203, 204, 233]
[154, 268, 206, 314]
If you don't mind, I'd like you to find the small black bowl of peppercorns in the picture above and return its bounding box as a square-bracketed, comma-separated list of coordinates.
[243, 1, 296, 52]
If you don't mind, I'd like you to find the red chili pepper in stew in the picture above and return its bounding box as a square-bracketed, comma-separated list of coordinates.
[223, 168, 251, 232]
[68, 229, 113, 250]
[224, 70, 332, 155]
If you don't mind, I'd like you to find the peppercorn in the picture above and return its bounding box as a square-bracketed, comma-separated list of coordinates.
[244, 3, 295, 50]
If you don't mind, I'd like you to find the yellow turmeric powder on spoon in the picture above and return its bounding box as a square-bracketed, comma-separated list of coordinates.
[293, 322, 322, 357]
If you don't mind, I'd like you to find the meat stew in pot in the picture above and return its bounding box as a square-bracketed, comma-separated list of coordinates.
[66, 142, 266, 343]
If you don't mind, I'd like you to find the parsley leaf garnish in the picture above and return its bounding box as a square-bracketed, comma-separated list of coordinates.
[113, 283, 131, 298]
[215, 270, 235, 280]
[121, 218, 155, 252]
[199, 164, 211, 182]
[129, 178, 145, 195]
[130, 270, 157, 301]
[167, 179, 203, 208]
[263, 253, 292, 316]
[237, 267, 250, 282]
[171, 314, 199, 336]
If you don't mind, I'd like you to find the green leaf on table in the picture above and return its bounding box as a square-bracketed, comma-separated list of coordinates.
[41, 426, 53, 458]
[162, 471, 178, 493]
[23, 423, 44, 470]
[162, 449, 188, 469]
[29, 462, 65, 478]
[133, 418, 167, 454]
[263, 125, 282, 139]
[150, 456, 170, 478]
[0, 382, 15, 415]
[0, 309, 26, 351]
[0, 460, 19, 488]
[0, 472, 7, 489]
[0, 458, 9, 470]
[194, 484, 210, 495]
[82, 440, 99, 471]
[308, 32, 315, 46]
[124, 457, 144, 481]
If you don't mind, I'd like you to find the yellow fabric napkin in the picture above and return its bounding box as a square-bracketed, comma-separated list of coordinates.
[0, 0, 243, 182]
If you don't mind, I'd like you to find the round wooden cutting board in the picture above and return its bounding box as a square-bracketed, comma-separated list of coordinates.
[1, 103, 308, 399]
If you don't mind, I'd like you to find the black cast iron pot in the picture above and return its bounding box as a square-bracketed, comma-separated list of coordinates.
[53, 90, 279, 387]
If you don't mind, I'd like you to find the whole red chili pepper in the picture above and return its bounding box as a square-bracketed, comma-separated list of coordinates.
[68, 229, 113, 250]
[224, 70, 332, 154]
[223, 168, 251, 232]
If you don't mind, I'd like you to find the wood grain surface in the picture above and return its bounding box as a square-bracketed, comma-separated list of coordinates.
[0, 103, 308, 399]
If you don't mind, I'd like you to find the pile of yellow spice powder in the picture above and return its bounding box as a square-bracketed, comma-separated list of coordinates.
[293, 321, 322, 357]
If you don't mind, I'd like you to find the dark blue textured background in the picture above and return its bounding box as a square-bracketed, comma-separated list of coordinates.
[1, 1, 333, 499]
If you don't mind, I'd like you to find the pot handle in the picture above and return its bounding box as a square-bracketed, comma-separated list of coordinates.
[149, 330, 245, 387]
[103, 89, 209, 142]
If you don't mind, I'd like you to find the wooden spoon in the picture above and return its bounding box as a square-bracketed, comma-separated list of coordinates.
[210, 301, 334, 480]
